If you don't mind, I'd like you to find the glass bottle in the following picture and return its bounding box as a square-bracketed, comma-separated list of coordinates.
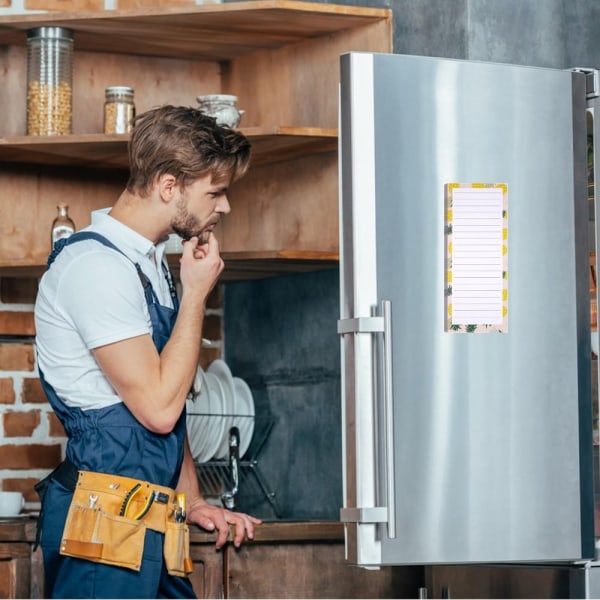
[104, 86, 135, 134]
[26, 27, 74, 136]
[51, 204, 76, 249]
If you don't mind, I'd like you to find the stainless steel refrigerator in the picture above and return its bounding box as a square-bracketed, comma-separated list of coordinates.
[338, 52, 600, 573]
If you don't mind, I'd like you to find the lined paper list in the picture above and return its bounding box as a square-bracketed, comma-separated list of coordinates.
[446, 184, 507, 333]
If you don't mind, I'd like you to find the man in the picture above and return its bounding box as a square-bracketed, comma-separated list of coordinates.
[34, 105, 261, 599]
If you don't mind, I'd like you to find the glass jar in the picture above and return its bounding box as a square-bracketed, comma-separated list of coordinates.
[104, 86, 135, 134]
[196, 94, 244, 128]
[27, 27, 74, 136]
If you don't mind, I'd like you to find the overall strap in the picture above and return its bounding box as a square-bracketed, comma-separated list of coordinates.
[47, 231, 158, 296]
[48, 231, 125, 266]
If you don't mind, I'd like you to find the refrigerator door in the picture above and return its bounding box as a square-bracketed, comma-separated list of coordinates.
[339, 52, 593, 566]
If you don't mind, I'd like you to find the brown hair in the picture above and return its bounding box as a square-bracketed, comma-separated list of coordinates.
[126, 105, 252, 196]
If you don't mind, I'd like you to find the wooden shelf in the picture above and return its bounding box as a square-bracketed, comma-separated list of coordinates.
[0, 250, 339, 280]
[0, 1, 391, 61]
[175, 250, 339, 281]
[0, 127, 338, 169]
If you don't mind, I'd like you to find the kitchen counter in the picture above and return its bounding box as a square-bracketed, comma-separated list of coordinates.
[0, 518, 421, 599]
[0, 516, 343, 544]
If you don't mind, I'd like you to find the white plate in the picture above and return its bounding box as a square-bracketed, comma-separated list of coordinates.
[233, 377, 255, 458]
[207, 360, 236, 459]
[202, 372, 228, 461]
[186, 368, 213, 462]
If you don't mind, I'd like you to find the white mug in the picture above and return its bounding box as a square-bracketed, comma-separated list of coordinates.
[0, 491, 25, 516]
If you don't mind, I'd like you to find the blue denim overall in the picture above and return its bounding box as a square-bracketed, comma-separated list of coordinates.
[38, 232, 196, 599]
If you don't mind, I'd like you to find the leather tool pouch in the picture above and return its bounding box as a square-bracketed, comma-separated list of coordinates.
[164, 520, 193, 577]
[61, 503, 146, 571]
[59, 470, 162, 572]
[59, 469, 192, 576]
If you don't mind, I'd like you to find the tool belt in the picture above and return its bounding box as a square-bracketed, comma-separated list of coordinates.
[38, 463, 193, 576]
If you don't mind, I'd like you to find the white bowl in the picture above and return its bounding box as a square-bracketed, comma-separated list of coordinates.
[196, 94, 244, 128]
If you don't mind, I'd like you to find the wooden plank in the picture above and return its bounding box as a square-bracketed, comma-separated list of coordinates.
[226, 13, 392, 129]
[0, 541, 30, 558]
[0, 135, 130, 168]
[0, 165, 123, 268]
[188, 520, 343, 545]
[221, 153, 339, 255]
[249, 520, 344, 542]
[188, 543, 224, 599]
[227, 542, 422, 599]
[0, 252, 338, 278]
[0, 128, 337, 169]
[0, 2, 392, 60]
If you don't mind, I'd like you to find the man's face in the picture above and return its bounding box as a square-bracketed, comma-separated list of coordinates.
[170, 174, 231, 245]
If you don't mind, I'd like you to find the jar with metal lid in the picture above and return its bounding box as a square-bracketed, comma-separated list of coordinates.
[26, 27, 74, 136]
[104, 86, 135, 134]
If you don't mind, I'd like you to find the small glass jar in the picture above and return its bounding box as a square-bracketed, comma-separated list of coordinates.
[104, 86, 135, 134]
[27, 27, 74, 136]
[196, 94, 244, 128]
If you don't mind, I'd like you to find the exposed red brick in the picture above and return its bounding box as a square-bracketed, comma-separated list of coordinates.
[48, 412, 66, 438]
[3, 410, 41, 437]
[3, 477, 38, 503]
[0, 0, 10, 7]
[206, 285, 222, 310]
[0, 311, 35, 336]
[199, 347, 221, 371]
[0, 344, 35, 371]
[203, 314, 222, 341]
[21, 378, 47, 404]
[0, 444, 61, 470]
[0, 379, 15, 404]
[0, 279, 37, 304]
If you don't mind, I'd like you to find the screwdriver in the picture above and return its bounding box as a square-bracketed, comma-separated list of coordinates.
[176, 493, 186, 523]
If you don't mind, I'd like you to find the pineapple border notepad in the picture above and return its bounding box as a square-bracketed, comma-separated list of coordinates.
[444, 183, 508, 333]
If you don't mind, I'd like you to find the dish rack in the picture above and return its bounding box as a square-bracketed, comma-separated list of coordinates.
[192, 413, 281, 517]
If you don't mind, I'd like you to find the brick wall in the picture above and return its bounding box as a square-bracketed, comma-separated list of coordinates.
[0, 276, 223, 511]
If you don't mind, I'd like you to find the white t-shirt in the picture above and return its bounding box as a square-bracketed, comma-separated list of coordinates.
[35, 209, 175, 411]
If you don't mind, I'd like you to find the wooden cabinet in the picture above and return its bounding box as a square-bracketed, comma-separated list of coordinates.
[0, 543, 31, 599]
[0, 2, 392, 279]
[195, 521, 423, 600]
[0, 520, 44, 599]
[188, 539, 225, 599]
[0, 520, 422, 599]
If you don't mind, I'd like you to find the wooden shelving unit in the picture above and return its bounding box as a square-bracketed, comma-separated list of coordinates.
[0, 2, 391, 60]
[0, 1, 392, 279]
[0, 127, 338, 170]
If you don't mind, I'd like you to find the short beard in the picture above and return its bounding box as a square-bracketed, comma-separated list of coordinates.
[171, 195, 209, 244]
[172, 226, 210, 245]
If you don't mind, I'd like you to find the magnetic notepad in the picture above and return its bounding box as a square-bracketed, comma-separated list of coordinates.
[445, 183, 508, 333]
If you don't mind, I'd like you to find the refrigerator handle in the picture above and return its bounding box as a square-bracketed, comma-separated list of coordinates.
[337, 300, 396, 539]
[382, 300, 396, 539]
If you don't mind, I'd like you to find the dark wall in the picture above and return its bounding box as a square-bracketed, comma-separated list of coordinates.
[223, 268, 341, 520]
